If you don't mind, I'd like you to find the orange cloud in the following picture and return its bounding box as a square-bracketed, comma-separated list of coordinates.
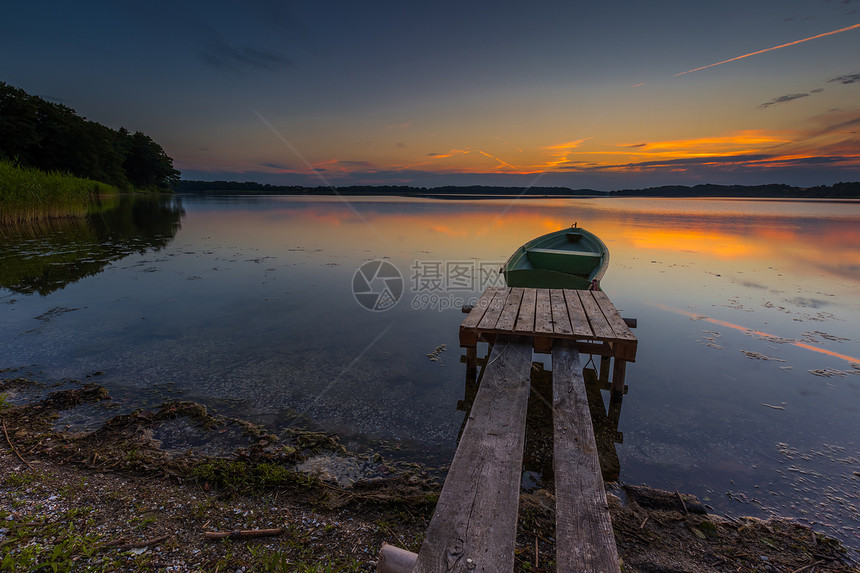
[543, 139, 589, 151]
[619, 131, 790, 156]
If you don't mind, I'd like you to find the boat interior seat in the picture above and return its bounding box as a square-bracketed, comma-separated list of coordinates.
[525, 248, 602, 274]
[527, 247, 602, 258]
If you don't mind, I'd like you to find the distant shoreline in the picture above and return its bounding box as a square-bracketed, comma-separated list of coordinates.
[173, 180, 860, 200]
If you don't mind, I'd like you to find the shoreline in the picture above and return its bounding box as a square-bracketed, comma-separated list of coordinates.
[1, 376, 857, 572]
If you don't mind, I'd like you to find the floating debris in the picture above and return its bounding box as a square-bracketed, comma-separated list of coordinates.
[725, 298, 753, 312]
[426, 344, 446, 362]
[808, 367, 860, 378]
[747, 331, 795, 344]
[34, 306, 79, 321]
[698, 330, 723, 349]
[802, 330, 851, 343]
[740, 350, 786, 362]
[761, 403, 786, 410]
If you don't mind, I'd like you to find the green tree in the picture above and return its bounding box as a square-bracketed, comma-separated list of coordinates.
[122, 131, 179, 189]
[0, 81, 178, 191]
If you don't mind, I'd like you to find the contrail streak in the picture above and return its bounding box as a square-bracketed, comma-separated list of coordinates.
[675, 22, 860, 76]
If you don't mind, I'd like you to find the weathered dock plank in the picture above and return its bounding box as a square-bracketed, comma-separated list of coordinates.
[477, 287, 509, 330]
[552, 342, 621, 573]
[578, 290, 615, 339]
[534, 288, 554, 334]
[591, 290, 636, 342]
[496, 287, 524, 332]
[513, 288, 536, 333]
[549, 289, 573, 335]
[563, 289, 593, 338]
[460, 287, 499, 330]
[412, 336, 533, 573]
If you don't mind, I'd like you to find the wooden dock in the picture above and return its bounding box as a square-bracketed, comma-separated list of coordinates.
[378, 287, 636, 573]
[460, 286, 637, 391]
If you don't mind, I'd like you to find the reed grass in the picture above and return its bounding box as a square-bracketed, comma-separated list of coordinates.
[0, 159, 120, 224]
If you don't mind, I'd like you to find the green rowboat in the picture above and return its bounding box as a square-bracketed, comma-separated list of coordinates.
[502, 226, 609, 290]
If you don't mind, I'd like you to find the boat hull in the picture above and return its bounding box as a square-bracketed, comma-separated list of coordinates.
[502, 227, 609, 289]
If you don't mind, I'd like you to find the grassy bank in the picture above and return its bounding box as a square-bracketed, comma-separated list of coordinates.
[0, 159, 120, 224]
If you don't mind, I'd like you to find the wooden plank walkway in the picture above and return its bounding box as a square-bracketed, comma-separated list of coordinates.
[381, 288, 636, 573]
[461, 287, 637, 391]
[411, 336, 534, 573]
[461, 287, 636, 358]
[552, 341, 622, 572]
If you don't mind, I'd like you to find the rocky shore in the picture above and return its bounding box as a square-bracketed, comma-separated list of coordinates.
[1, 377, 857, 572]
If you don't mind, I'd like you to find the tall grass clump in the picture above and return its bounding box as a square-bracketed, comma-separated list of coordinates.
[0, 159, 119, 224]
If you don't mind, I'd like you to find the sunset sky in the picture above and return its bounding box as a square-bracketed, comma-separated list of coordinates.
[3, 0, 860, 189]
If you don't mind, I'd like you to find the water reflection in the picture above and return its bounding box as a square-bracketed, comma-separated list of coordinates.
[1, 195, 858, 548]
[0, 195, 184, 295]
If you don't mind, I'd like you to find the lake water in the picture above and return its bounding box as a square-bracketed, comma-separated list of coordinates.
[1, 194, 859, 549]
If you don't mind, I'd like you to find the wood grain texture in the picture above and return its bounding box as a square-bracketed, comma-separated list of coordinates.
[495, 287, 524, 332]
[563, 290, 593, 338]
[591, 291, 637, 342]
[412, 336, 533, 573]
[534, 289, 553, 334]
[477, 288, 509, 330]
[549, 289, 573, 335]
[460, 287, 500, 330]
[513, 288, 536, 333]
[552, 342, 621, 573]
[578, 290, 615, 339]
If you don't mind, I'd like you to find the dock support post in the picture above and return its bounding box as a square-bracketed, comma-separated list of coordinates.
[465, 346, 477, 376]
[611, 359, 627, 394]
[599, 355, 611, 382]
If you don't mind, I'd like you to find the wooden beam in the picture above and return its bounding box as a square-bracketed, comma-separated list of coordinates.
[378, 544, 417, 573]
[477, 288, 509, 330]
[412, 336, 533, 573]
[611, 359, 627, 394]
[534, 289, 553, 334]
[549, 289, 573, 335]
[552, 342, 621, 573]
[564, 290, 593, 337]
[592, 291, 637, 343]
[495, 287, 524, 332]
[460, 287, 499, 329]
[513, 288, 536, 333]
[578, 290, 615, 339]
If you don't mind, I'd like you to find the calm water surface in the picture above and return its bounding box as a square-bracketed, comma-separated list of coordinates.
[1, 195, 859, 549]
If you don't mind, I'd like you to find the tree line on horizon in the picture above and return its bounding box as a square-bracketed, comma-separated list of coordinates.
[0, 82, 179, 191]
[172, 181, 595, 196]
[173, 180, 860, 198]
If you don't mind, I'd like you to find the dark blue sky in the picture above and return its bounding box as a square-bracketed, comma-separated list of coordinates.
[3, 0, 859, 188]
